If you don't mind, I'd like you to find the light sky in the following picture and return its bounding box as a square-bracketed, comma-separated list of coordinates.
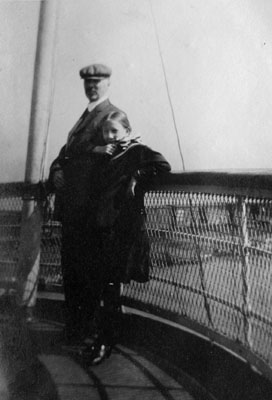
[1, 0, 272, 182]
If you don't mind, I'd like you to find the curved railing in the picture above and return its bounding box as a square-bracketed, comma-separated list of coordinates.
[123, 171, 272, 382]
[1, 171, 272, 381]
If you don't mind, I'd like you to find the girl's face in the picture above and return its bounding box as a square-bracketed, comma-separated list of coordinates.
[102, 120, 129, 144]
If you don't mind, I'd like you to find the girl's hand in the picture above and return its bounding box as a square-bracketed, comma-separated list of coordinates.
[126, 177, 137, 198]
[118, 136, 131, 150]
[119, 133, 142, 149]
[93, 144, 117, 155]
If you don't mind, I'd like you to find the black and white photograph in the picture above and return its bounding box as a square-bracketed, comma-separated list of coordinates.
[1, 0, 272, 399]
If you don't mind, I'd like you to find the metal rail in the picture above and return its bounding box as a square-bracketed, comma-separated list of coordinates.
[0, 172, 272, 380]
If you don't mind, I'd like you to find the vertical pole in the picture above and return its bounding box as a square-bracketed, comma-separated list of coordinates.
[17, 0, 59, 309]
[241, 197, 253, 348]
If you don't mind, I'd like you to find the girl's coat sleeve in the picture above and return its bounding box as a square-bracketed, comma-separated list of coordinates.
[130, 145, 171, 185]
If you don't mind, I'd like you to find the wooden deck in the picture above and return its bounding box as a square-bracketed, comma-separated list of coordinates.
[29, 319, 196, 400]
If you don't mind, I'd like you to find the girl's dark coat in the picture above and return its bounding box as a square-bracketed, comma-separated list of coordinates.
[61, 143, 171, 284]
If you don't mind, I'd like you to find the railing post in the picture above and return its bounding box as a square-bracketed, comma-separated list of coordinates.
[17, 0, 59, 309]
[240, 197, 253, 348]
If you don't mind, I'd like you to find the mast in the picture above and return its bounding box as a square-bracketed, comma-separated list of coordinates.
[17, 0, 59, 309]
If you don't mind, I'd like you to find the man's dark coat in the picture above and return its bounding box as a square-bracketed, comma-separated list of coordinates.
[49, 99, 122, 182]
[48, 102, 171, 341]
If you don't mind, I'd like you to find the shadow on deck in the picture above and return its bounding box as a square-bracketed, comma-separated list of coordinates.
[29, 319, 196, 400]
[2, 295, 272, 400]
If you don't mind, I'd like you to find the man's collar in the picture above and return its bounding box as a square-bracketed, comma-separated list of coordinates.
[87, 95, 109, 112]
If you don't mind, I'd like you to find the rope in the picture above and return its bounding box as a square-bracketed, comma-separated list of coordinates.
[148, 0, 186, 171]
[147, 2, 215, 329]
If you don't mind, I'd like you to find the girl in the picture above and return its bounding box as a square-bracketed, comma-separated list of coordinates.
[64, 111, 171, 365]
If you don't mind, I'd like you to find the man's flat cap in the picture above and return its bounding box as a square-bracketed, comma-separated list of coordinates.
[79, 63, 112, 80]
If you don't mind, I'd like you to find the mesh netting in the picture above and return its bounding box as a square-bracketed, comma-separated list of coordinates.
[1, 179, 272, 375]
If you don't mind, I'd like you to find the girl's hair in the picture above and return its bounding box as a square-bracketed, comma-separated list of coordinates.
[101, 110, 132, 133]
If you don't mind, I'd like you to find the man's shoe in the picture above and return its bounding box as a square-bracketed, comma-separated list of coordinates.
[82, 342, 113, 366]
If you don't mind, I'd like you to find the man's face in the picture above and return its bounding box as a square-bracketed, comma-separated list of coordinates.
[84, 78, 110, 102]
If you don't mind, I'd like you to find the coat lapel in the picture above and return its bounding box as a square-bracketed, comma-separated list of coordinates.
[80, 99, 111, 129]
[66, 109, 88, 144]
[66, 99, 111, 146]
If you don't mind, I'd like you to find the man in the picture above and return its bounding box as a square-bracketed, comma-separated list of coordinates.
[48, 64, 125, 353]
[49, 63, 122, 190]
